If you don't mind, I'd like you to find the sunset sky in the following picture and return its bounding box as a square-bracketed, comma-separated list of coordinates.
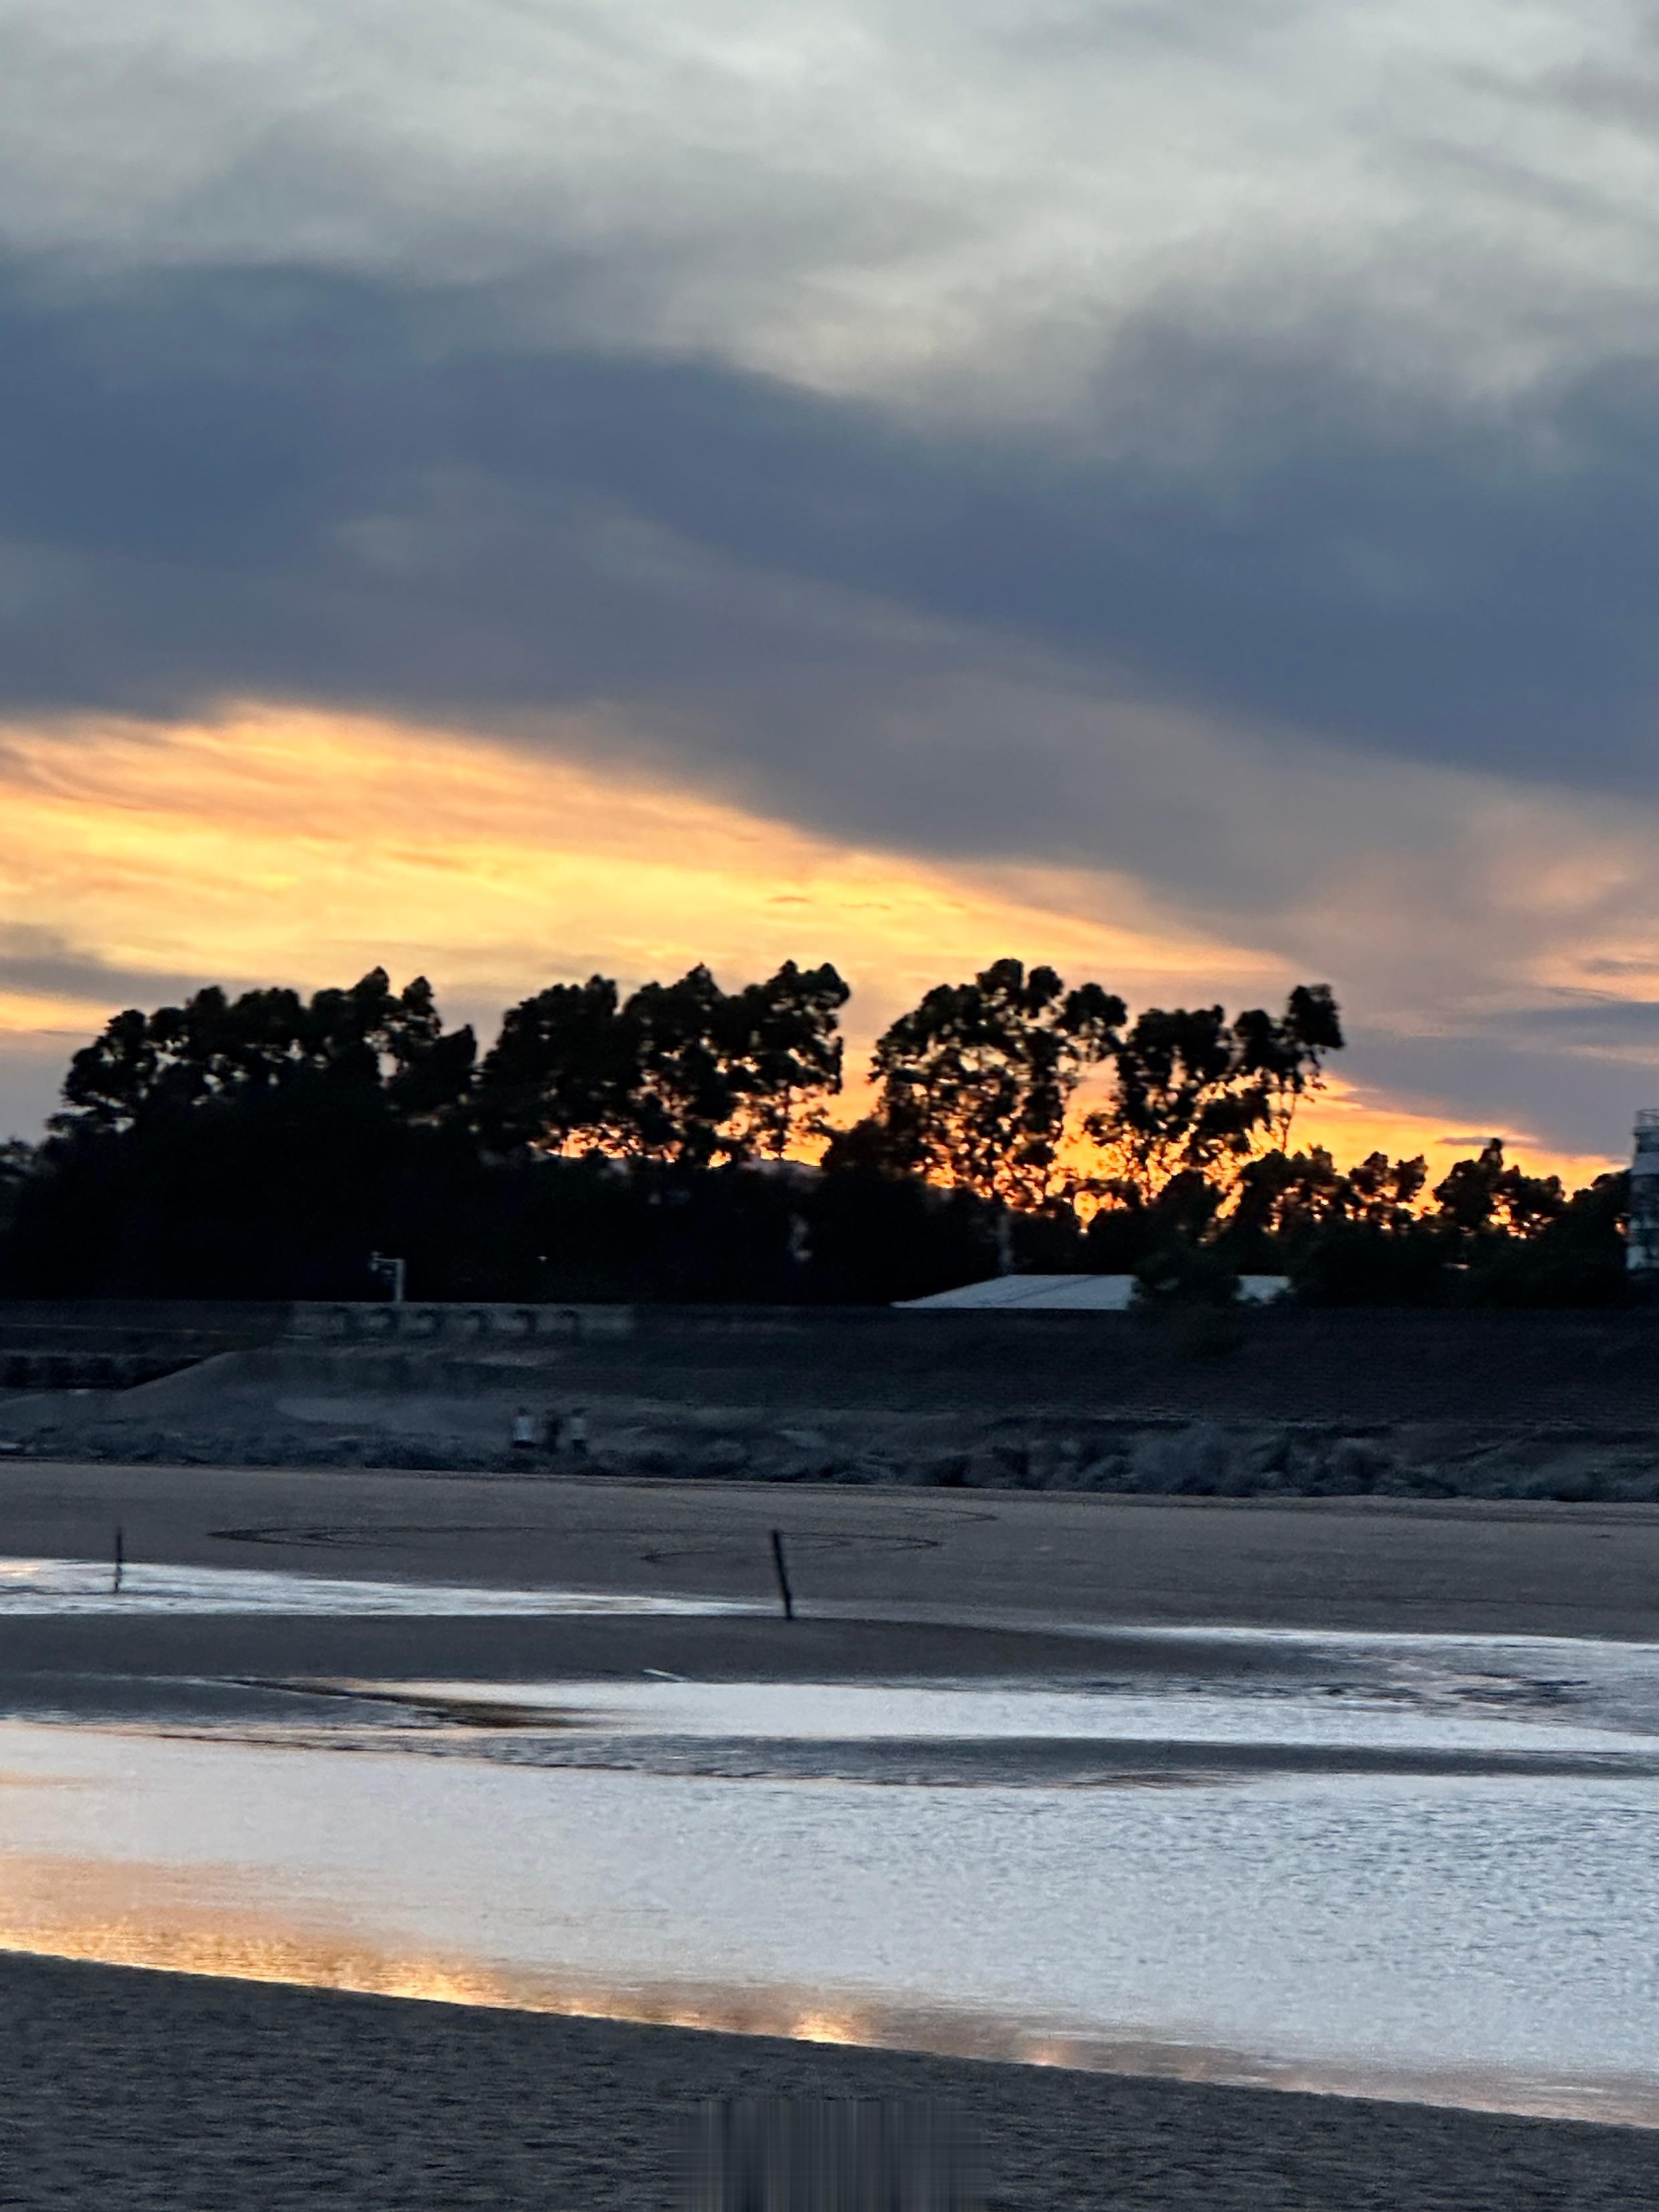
[4, 1, 1659, 1182]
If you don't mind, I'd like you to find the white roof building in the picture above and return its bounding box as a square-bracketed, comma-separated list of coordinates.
[893, 1273, 1288, 1311]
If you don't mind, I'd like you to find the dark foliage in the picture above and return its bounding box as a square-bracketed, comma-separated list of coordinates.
[830, 959, 1123, 1211]
[473, 962, 849, 1166]
[0, 958, 1630, 1305]
[9, 967, 477, 1299]
[1086, 986, 1343, 1199]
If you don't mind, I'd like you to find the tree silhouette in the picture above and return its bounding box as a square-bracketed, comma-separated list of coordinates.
[0, 953, 1632, 1308]
[1433, 1139, 1566, 1242]
[475, 961, 849, 1165]
[711, 960, 851, 1159]
[53, 970, 474, 1135]
[1083, 986, 1344, 1202]
[15, 971, 475, 1298]
[1232, 1145, 1427, 1242]
[1345, 1148, 1430, 1228]
[839, 959, 1125, 1212]
[472, 976, 634, 1156]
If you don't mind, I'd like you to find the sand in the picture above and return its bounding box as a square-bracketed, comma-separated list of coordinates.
[0, 1952, 1651, 2209]
[1, 1460, 1659, 1636]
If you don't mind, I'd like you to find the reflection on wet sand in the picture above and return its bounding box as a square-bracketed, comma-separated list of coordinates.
[4, 1849, 1659, 2130]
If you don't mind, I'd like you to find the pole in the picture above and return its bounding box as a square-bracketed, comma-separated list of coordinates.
[770, 1529, 795, 1622]
[112, 1525, 124, 1597]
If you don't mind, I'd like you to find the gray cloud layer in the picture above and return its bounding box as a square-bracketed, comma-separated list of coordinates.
[7, 0, 1659, 415]
[3, 250, 1659, 1151]
[5, 257, 1659, 792]
[6, 0, 1659, 1154]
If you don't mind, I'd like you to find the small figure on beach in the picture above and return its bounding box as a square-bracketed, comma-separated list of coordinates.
[510, 1406, 536, 1454]
[542, 1408, 563, 1452]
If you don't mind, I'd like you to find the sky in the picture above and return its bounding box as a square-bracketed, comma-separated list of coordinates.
[3, 1, 1659, 1180]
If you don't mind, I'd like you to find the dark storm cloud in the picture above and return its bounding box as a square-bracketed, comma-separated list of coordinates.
[3, 253, 1659, 828]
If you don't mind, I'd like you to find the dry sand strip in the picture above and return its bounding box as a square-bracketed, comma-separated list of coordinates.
[0, 1954, 1650, 2210]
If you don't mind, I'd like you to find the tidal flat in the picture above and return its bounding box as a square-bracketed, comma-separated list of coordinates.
[0, 1472, 1657, 2205]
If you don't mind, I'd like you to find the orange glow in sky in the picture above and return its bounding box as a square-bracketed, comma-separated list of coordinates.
[0, 703, 1619, 1184]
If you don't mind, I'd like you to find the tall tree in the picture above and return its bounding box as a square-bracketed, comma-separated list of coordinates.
[471, 976, 635, 1156]
[475, 962, 849, 1166]
[842, 959, 1125, 1212]
[1083, 986, 1343, 1202]
[1434, 1139, 1566, 1242]
[53, 969, 475, 1134]
[1232, 1145, 1427, 1241]
[20, 972, 475, 1298]
[618, 960, 850, 1165]
[701, 960, 851, 1159]
[1345, 1148, 1430, 1229]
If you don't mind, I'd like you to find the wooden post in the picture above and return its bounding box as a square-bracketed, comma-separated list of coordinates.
[112, 1525, 124, 1597]
[770, 1529, 795, 1622]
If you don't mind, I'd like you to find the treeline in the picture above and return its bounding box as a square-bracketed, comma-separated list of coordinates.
[0, 959, 1628, 1304]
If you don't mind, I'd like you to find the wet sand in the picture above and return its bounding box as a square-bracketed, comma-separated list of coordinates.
[5, 1612, 1659, 1791]
[0, 1951, 1652, 2209]
[3, 1460, 1659, 1636]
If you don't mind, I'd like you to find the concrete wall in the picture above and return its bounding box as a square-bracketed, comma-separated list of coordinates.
[7, 1297, 1659, 1428]
[0, 1301, 291, 1388]
[285, 1303, 635, 1343]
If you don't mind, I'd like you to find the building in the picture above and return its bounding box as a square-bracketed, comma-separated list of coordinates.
[1630, 1111, 1659, 1274]
[894, 1273, 1289, 1312]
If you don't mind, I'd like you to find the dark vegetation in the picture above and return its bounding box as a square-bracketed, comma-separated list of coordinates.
[0, 960, 1628, 1304]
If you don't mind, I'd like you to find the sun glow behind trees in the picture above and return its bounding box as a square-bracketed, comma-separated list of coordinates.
[0, 705, 1618, 1190]
[0, 954, 1628, 1306]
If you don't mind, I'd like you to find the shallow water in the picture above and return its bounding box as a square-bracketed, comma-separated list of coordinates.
[366, 1672, 1659, 1757]
[0, 1556, 758, 1616]
[1, 1588, 1658, 2122]
[1, 1724, 1657, 2122]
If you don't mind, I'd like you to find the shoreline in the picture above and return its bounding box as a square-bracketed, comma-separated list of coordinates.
[0, 1471, 1656, 2203]
[0, 1950, 1654, 2209]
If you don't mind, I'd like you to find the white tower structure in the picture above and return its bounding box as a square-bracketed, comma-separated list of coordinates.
[1629, 1111, 1659, 1273]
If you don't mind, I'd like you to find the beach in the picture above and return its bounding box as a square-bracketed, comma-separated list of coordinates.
[1, 1951, 1656, 2209]
[1, 1470, 1658, 2205]
[3, 1459, 1659, 1637]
